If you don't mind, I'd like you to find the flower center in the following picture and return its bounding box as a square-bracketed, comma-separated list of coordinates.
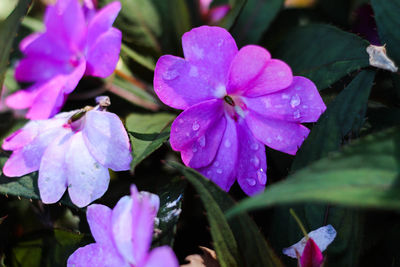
[223, 95, 247, 121]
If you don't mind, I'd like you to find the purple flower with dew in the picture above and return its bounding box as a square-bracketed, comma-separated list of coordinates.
[2, 96, 132, 207]
[6, 0, 122, 119]
[67, 185, 179, 267]
[154, 26, 326, 195]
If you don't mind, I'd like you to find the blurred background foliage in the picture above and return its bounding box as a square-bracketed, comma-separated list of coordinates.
[1, 0, 400, 266]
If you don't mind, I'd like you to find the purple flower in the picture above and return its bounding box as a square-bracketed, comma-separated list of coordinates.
[6, 0, 122, 119]
[67, 185, 179, 267]
[199, 0, 230, 23]
[153, 26, 326, 195]
[2, 97, 131, 207]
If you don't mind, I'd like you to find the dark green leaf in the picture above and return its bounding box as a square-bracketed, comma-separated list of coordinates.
[126, 113, 176, 171]
[218, 0, 246, 30]
[120, 44, 156, 71]
[169, 162, 283, 267]
[274, 24, 370, 90]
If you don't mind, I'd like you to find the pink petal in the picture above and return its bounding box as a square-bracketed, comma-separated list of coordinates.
[143, 246, 179, 267]
[245, 76, 326, 123]
[38, 130, 72, 204]
[86, 1, 121, 45]
[236, 122, 267, 196]
[227, 45, 271, 95]
[154, 55, 216, 110]
[246, 113, 310, 155]
[82, 110, 132, 171]
[66, 132, 110, 208]
[2, 121, 40, 150]
[300, 239, 324, 267]
[182, 26, 238, 88]
[86, 204, 113, 244]
[67, 243, 128, 267]
[243, 59, 293, 97]
[198, 116, 238, 191]
[208, 5, 230, 23]
[170, 99, 224, 151]
[85, 28, 121, 78]
[181, 116, 226, 168]
[5, 85, 41, 109]
[61, 59, 87, 94]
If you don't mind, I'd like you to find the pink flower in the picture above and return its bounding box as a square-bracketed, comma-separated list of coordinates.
[6, 0, 122, 119]
[67, 185, 179, 267]
[154, 26, 326, 195]
[199, 0, 230, 24]
[2, 97, 132, 207]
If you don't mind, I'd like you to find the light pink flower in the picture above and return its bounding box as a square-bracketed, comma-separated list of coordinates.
[199, 0, 230, 23]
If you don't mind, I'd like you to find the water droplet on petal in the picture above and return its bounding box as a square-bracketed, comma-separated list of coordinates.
[250, 156, 260, 168]
[216, 169, 223, 174]
[276, 135, 283, 142]
[250, 142, 259, 151]
[290, 94, 301, 108]
[207, 171, 212, 176]
[198, 136, 206, 147]
[266, 138, 272, 143]
[192, 147, 198, 153]
[179, 119, 184, 124]
[192, 121, 200, 131]
[189, 66, 198, 77]
[282, 93, 289, 99]
[174, 127, 179, 132]
[246, 178, 256, 186]
[163, 68, 179, 80]
[257, 169, 266, 185]
[224, 139, 231, 148]
[293, 110, 301, 119]
[213, 161, 220, 167]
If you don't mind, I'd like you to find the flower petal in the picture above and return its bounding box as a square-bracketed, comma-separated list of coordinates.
[67, 243, 128, 267]
[154, 55, 216, 110]
[5, 85, 41, 109]
[2, 121, 41, 150]
[246, 113, 310, 155]
[300, 239, 324, 267]
[38, 130, 72, 204]
[143, 246, 179, 267]
[198, 116, 238, 191]
[245, 76, 326, 123]
[66, 132, 110, 208]
[87, 204, 113, 244]
[243, 59, 293, 97]
[182, 26, 238, 87]
[170, 99, 224, 151]
[181, 116, 226, 168]
[82, 110, 131, 171]
[227, 45, 271, 94]
[235, 122, 267, 196]
[85, 28, 121, 78]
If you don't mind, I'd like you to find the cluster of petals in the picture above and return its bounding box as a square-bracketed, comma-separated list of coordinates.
[154, 26, 326, 195]
[6, 0, 122, 119]
[67, 185, 179, 267]
[283, 225, 337, 267]
[199, 0, 230, 24]
[2, 98, 132, 207]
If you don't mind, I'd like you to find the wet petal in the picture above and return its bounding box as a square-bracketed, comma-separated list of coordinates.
[85, 28, 121, 78]
[300, 239, 324, 267]
[82, 110, 131, 171]
[236, 122, 267, 196]
[87, 204, 113, 244]
[67, 243, 128, 267]
[181, 116, 226, 168]
[143, 246, 179, 267]
[182, 26, 238, 88]
[66, 132, 110, 208]
[246, 113, 310, 155]
[198, 116, 238, 191]
[2, 121, 41, 150]
[38, 130, 72, 204]
[245, 76, 326, 123]
[170, 99, 224, 151]
[154, 55, 216, 110]
[227, 45, 271, 94]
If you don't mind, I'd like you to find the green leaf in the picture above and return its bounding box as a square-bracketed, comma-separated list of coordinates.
[274, 24, 370, 90]
[226, 126, 400, 217]
[218, 0, 246, 30]
[0, 0, 31, 89]
[230, 0, 283, 46]
[292, 69, 376, 170]
[120, 44, 156, 71]
[169, 162, 283, 267]
[126, 113, 176, 171]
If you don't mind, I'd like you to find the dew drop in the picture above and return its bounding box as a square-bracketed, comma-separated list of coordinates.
[192, 121, 200, 131]
[213, 161, 220, 167]
[293, 110, 301, 119]
[246, 178, 256, 186]
[189, 66, 198, 77]
[216, 169, 223, 174]
[224, 139, 231, 148]
[276, 135, 283, 142]
[250, 156, 260, 168]
[185, 132, 190, 137]
[198, 136, 206, 147]
[174, 127, 179, 132]
[257, 169, 266, 185]
[250, 142, 259, 151]
[162, 69, 179, 80]
[266, 138, 272, 143]
[207, 171, 212, 176]
[192, 147, 198, 153]
[178, 118, 184, 124]
[290, 94, 301, 108]
[282, 93, 289, 99]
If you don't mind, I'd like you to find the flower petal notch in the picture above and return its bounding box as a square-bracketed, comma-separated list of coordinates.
[153, 26, 326, 195]
[6, 0, 122, 119]
[2, 97, 132, 208]
[67, 185, 179, 267]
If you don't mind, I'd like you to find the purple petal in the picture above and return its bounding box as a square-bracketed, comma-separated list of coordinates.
[300, 239, 324, 267]
[181, 116, 226, 168]
[86, 1, 121, 45]
[66, 132, 110, 208]
[5, 85, 41, 109]
[2, 121, 41, 150]
[182, 26, 238, 87]
[143, 246, 179, 267]
[227, 45, 271, 94]
[198, 116, 238, 191]
[60, 59, 87, 94]
[154, 55, 216, 110]
[19, 33, 40, 52]
[85, 28, 121, 78]
[170, 99, 224, 151]
[246, 113, 310, 155]
[242, 59, 293, 97]
[67, 243, 128, 267]
[245, 76, 326, 123]
[82, 110, 132, 171]
[235, 122, 267, 196]
[208, 5, 230, 23]
[38, 130, 72, 204]
[86, 204, 114, 244]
